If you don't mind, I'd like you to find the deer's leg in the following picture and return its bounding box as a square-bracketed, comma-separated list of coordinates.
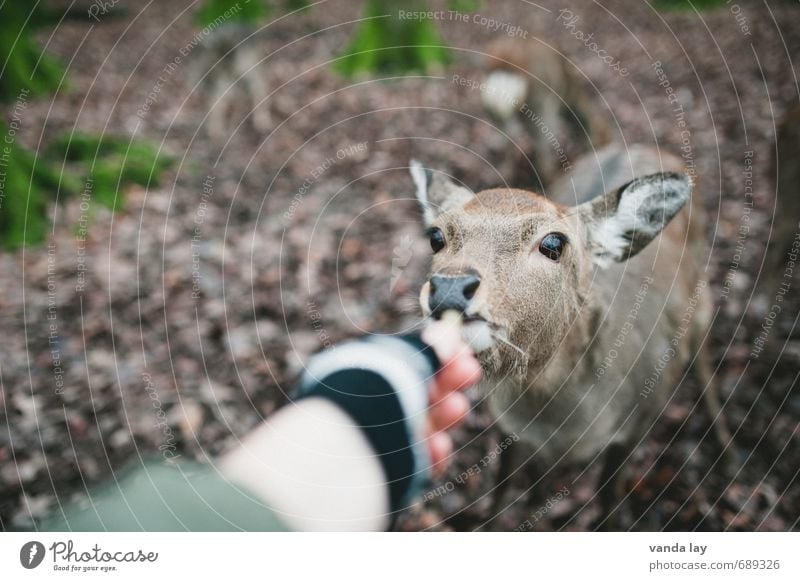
[442, 435, 526, 531]
[207, 77, 232, 142]
[530, 94, 563, 186]
[243, 62, 271, 133]
[692, 347, 738, 473]
[571, 89, 612, 149]
[487, 438, 553, 529]
[592, 442, 631, 531]
[487, 434, 528, 518]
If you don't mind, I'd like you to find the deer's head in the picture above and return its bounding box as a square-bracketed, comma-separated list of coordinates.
[409, 160, 691, 373]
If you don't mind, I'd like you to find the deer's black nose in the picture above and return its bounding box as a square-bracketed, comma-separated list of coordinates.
[428, 274, 481, 318]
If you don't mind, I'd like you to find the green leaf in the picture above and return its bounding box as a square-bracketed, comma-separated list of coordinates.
[335, 0, 450, 77]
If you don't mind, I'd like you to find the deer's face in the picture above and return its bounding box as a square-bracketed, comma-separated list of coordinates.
[409, 161, 691, 372]
[420, 189, 588, 371]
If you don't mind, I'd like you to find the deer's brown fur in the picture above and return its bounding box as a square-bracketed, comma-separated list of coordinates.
[410, 145, 731, 522]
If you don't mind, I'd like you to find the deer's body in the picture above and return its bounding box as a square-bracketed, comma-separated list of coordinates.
[190, 22, 271, 141]
[482, 38, 612, 187]
[411, 144, 725, 519]
[485, 146, 711, 466]
[758, 103, 800, 310]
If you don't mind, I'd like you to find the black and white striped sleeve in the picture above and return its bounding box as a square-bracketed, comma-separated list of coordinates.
[296, 334, 440, 514]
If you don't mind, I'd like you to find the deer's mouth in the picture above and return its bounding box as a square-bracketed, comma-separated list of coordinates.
[461, 315, 486, 324]
[461, 317, 495, 353]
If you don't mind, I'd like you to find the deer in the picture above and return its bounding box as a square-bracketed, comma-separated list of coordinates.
[189, 22, 272, 141]
[481, 37, 612, 189]
[409, 144, 733, 529]
[756, 103, 800, 324]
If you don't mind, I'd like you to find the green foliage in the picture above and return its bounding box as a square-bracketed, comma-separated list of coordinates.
[0, 3, 64, 102]
[195, 0, 268, 26]
[448, 0, 481, 13]
[0, 5, 65, 248]
[335, 0, 450, 77]
[0, 129, 48, 248]
[48, 133, 173, 211]
[0, 6, 173, 249]
[653, 0, 728, 11]
[0, 131, 172, 249]
[0, 127, 85, 248]
[284, 0, 311, 9]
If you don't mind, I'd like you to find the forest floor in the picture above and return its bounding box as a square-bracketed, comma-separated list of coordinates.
[1, 0, 798, 531]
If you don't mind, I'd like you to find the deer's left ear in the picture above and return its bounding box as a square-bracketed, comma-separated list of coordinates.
[579, 172, 691, 267]
[409, 159, 474, 226]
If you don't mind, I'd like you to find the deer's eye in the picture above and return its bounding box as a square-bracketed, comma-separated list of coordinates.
[428, 227, 445, 253]
[539, 233, 566, 261]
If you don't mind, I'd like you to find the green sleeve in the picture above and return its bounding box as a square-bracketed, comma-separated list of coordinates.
[40, 460, 290, 532]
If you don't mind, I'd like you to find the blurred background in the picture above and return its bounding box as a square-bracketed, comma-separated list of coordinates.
[0, 0, 798, 531]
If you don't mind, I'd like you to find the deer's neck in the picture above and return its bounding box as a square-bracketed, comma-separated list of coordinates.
[518, 293, 602, 396]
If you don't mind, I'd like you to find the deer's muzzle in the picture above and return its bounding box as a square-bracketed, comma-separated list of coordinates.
[428, 273, 481, 318]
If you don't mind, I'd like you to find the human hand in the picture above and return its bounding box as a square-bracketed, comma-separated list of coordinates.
[421, 318, 482, 476]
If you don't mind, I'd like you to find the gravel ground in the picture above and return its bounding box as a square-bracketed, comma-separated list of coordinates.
[1, 0, 798, 531]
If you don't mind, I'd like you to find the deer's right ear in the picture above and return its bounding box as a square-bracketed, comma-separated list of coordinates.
[409, 159, 474, 225]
